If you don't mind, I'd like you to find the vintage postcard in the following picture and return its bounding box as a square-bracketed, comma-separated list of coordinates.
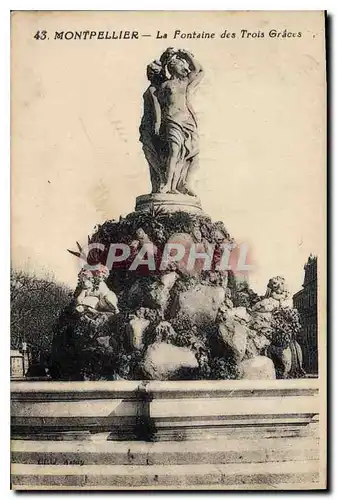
[11, 10, 326, 490]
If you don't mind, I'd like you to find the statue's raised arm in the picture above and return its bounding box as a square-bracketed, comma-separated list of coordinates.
[177, 49, 205, 89]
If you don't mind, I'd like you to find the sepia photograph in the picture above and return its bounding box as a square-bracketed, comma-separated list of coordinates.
[10, 10, 326, 490]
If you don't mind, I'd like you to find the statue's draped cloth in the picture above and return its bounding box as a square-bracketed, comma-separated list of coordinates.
[161, 106, 199, 162]
[139, 90, 161, 163]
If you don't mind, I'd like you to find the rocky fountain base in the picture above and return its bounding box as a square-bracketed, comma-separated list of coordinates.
[50, 195, 304, 382]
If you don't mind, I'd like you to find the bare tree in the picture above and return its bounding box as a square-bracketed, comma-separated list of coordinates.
[11, 269, 72, 361]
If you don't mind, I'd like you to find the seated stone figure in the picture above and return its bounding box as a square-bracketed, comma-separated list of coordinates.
[75, 265, 119, 319]
[252, 275, 289, 313]
[248, 276, 290, 356]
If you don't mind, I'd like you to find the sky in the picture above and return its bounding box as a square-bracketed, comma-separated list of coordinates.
[11, 11, 326, 296]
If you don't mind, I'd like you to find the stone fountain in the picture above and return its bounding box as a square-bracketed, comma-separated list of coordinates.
[51, 47, 304, 383]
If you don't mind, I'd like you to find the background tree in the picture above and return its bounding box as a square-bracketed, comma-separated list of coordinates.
[11, 268, 72, 363]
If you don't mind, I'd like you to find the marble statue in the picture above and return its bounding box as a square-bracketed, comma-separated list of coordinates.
[251, 276, 305, 379]
[252, 275, 289, 313]
[139, 61, 165, 193]
[75, 265, 119, 319]
[140, 48, 204, 196]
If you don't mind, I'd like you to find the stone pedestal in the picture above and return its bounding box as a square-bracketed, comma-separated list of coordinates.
[11, 380, 319, 442]
[135, 193, 203, 214]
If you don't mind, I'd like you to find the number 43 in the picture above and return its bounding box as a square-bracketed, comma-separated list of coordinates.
[33, 31, 48, 40]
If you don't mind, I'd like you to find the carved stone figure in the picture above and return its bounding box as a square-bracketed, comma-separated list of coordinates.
[251, 276, 288, 314]
[139, 60, 166, 193]
[75, 266, 119, 319]
[265, 275, 289, 302]
[248, 277, 288, 356]
[249, 277, 305, 379]
[268, 338, 305, 379]
[140, 48, 204, 196]
[126, 308, 151, 351]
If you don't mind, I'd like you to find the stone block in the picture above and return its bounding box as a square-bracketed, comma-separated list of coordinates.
[239, 356, 276, 380]
[218, 318, 249, 362]
[142, 342, 198, 380]
[172, 284, 225, 327]
[135, 193, 203, 214]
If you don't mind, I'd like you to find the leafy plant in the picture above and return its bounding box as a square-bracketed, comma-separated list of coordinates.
[271, 306, 302, 349]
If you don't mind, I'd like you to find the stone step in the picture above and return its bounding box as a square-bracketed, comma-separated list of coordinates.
[11, 437, 319, 466]
[11, 380, 323, 489]
[11, 460, 320, 488]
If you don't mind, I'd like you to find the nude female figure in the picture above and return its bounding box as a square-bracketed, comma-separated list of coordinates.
[156, 49, 204, 196]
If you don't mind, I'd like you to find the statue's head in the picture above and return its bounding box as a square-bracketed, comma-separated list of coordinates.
[160, 47, 177, 67]
[167, 55, 190, 78]
[81, 275, 93, 290]
[135, 307, 146, 319]
[265, 275, 289, 300]
[146, 60, 163, 84]
[267, 276, 285, 292]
